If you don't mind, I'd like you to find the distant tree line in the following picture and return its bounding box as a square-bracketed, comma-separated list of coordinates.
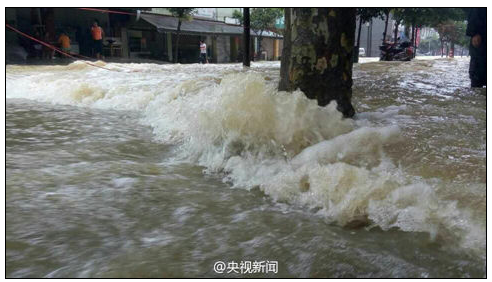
[356, 8, 468, 56]
[232, 8, 283, 58]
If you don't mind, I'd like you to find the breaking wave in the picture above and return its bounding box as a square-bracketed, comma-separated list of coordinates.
[6, 61, 485, 258]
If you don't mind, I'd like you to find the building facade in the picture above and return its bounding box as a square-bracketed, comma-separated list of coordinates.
[355, 15, 394, 57]
[6, 7, 283, 64]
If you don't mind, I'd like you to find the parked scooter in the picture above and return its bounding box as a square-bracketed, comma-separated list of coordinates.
[379, 41, 414, 61]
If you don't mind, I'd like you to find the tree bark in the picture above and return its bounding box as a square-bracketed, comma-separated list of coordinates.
[243, 8, 250, 67]
[174, 20, 182, 63]
[278, 8, 356, 118]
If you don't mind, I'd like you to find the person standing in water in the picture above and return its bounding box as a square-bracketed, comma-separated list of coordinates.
[199, 40, 208, 64]
[91, 21, 104, 60]
[466, 8, 486, 88]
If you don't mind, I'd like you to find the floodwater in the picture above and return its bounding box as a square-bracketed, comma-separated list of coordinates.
[6, 57, 486, 277]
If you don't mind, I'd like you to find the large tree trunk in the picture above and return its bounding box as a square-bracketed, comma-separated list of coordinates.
[174, 20, 182, 63]
[243, 8, 250, 67]
[278, 8, 356, 118]
[383, 12, 389, 42]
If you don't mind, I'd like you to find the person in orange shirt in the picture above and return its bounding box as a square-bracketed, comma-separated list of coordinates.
[57, 31, 71, 53]
[91, 21, 104, 59]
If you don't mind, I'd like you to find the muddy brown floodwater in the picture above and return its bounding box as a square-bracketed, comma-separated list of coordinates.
[6, 57, 486, 277]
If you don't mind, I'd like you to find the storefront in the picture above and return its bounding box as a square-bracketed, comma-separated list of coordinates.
[6, 8, 283, 63]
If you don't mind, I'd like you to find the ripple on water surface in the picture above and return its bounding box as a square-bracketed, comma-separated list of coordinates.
[6, 58, 486, 277]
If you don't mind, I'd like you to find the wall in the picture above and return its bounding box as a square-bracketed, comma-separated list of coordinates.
[259, 38, 282, 60]
[144, 30, 166, 60]
[151, 8, 242, 22]
[356, 15, 392, 57]
[13, 8, 35, 33]
[6, 8, 17, 22]
[150, 8, 172, 16]
[217, 8, 241, 21]
[277, 39, 283, 59]
[172, 33, 201, 63]
[216, 35, 230, 63]
[260, 37, 273, 60]
[54, 8, 109, 35]
[5, 8, 19, 44]
[151, 8, 220, 20]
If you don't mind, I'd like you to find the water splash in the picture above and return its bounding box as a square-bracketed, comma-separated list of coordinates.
[6, 60, 485, 259]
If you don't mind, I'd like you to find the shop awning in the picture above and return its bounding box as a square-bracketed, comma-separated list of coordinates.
[140, 13, 282, 38]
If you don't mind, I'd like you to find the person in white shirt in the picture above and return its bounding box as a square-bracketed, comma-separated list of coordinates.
[199, 40, 208, 64]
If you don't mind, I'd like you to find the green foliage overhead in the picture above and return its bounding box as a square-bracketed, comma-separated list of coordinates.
[405, 8, 467, 47]
[232, 10, 243, 22]
[251, 8, 283, 35]
[356, 8, 383, 24]
[436, 20, 468, 45]
[454, 21, 469, 47]
[425, 8, 466, 27]
[232, 8, 283, 35]
[380, 8, 468, 45]
[168, 8, 197, 21]
[389, 8, 467, 27]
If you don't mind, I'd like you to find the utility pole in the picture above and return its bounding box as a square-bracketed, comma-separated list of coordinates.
[243, 8, 250, 67]
[367, 20, 372, 57]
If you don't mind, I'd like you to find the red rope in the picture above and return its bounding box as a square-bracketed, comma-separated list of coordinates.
[78, 8, 136, 15]
[6, 23, 117, 72]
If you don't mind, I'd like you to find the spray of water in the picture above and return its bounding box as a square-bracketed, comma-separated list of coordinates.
[6, 61, 485, 258]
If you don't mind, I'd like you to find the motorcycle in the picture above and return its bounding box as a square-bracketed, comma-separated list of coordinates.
[379, 41, 414, 61]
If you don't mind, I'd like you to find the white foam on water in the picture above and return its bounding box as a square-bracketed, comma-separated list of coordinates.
[6, 61, 485, 258]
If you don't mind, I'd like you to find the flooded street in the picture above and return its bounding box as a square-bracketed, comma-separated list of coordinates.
[6, 57, 486, 277]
